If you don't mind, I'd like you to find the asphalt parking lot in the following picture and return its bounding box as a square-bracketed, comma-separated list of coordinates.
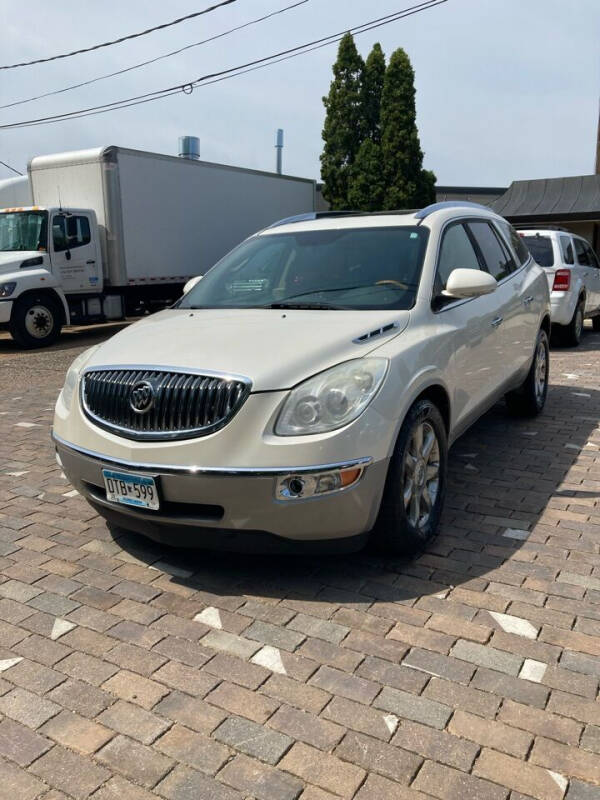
[0, 322, 599, 800]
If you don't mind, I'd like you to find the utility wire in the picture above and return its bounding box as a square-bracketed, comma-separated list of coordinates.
[0, 160, 23, 176]
[0, 0, 239, 70]
[0, 0, 308, 111]
[0, 1, 447, 130]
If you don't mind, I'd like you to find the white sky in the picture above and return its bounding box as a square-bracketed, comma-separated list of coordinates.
[1, 0, 599, 187]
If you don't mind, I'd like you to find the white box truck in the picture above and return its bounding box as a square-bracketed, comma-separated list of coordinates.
[0, 146, 316, 347]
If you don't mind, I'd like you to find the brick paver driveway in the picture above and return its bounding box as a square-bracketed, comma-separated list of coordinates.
[0, 322, 599, 800]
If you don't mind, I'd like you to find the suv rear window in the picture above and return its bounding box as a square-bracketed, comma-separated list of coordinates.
[522, 235, 554, 267]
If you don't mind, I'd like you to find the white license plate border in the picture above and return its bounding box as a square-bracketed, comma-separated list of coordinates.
[102, 468, 160, 511]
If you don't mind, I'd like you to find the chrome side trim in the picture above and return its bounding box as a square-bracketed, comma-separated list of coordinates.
[52, 431, 372, 477]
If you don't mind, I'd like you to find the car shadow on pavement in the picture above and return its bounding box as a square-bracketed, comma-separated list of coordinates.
[109, 380, 600, 609]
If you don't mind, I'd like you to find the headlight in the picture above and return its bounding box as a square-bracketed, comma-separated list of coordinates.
[275, 358, 388, 436]
[0, 282, 17, 298]
[59, 346, 99, 412]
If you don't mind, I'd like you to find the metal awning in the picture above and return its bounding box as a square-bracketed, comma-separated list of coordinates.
[492, 174, 600, 222]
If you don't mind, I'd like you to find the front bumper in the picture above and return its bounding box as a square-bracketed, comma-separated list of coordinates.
[0, 300, 12, 325]
[54, 434, 388, 553]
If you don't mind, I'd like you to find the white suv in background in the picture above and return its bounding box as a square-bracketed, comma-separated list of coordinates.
[53, 202, 550, 555]
[518, 228, 600, 345]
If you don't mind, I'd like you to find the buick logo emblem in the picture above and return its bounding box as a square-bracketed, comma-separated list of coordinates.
[130, 380, 155, 414]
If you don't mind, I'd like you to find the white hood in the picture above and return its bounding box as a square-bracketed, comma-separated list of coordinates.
[86, 308, 410, 391]
[0, 251, 41, 275]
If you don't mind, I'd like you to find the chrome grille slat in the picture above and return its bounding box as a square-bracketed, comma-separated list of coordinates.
[81, 368, 250, 442]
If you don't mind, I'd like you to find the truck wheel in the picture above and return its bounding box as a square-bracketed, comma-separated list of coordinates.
[560, 298, 584, 346]
[373, 398, 447, 556]
[9, 294, 62, 349]
[505, 328, 549, 417]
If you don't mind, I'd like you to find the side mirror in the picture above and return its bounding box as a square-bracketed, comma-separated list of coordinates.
[443, 269, 497, 299]
[183, 275, 202, 294]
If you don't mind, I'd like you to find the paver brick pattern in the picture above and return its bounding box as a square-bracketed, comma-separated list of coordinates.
[0, 323, 599, 798]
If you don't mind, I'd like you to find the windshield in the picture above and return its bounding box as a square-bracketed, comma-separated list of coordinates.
[521, 235, 554, 267]
[178, 226, 429, 311]
[0, 211, 48, 252]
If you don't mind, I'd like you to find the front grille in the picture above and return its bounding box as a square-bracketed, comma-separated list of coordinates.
[81, 368, 251, 441]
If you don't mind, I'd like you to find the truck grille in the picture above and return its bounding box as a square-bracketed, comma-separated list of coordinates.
[81, 368, 251, 441]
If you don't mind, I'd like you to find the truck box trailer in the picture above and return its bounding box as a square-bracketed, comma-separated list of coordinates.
[0, 145, 316, 347]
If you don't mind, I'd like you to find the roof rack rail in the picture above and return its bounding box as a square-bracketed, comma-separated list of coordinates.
[514, 224, 570, 233]
[414, 200, 493, 220]
[268, 210, 361, 229]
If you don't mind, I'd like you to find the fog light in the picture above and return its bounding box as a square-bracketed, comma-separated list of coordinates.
[276, 464, 365, 500]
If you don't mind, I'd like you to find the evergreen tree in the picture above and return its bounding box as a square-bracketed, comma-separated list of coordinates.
[320, 33, 365, 210]
[362, 43, 386, 144]
[380, 48, 436, 210]
[348, 139, 385, 211]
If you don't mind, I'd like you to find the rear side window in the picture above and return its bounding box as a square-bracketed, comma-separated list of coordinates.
[522, 235, 554, 267]
[436, 222, 481, 290]
[559, 236, 574, 264]
[574, 238, 590, 266]
[584, 242, 599, 269]
[468, 221, 515, 281]
[497, 220, 530, 266]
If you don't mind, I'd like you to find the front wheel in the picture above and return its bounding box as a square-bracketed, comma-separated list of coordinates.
[9, 294, 62, 349]
[373, 398, 447, 556]
[505, 328, 549, 417]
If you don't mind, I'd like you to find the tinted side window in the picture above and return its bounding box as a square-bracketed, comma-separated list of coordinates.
[52, 215, 91, 252]
[66, 216, 91, 249]
[436, 223, 481, 290]
[574, 238, 591, 266]
[497, 220, 530, 265]
[560, 236, 574, 265]
[583, 242, 599, 269]
[468, 221, 515, 281]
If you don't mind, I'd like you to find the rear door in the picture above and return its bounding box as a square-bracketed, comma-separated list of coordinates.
[50, 212, 100, 294]
[581, 241, 600, 310]
[573, 237, 596, 314]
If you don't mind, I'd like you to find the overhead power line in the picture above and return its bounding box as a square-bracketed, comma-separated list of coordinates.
[0, 0, 239, 70]
[0, 0, 309, 110]
[0, 160, 23, 176]
[0, 0, 447, 131]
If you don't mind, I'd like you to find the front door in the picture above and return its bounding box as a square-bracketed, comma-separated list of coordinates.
[433, 220, 507, 430]
[50, 212, 100, 294]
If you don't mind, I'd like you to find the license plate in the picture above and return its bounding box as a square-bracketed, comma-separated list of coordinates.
[102, 469, 159, 511]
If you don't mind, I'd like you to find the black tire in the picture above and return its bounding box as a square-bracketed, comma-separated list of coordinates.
[373, 398, 447, 556]
[9, 294, 63, 349]
[592, 316, 600, 332]
[505, 328, 549, 417]
[559, 298, 584, 346]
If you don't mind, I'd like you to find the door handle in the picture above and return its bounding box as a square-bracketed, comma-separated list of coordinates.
[491, 316, 503, 328]
[86, 260, 96, 264]
[523, 295, 534, 306]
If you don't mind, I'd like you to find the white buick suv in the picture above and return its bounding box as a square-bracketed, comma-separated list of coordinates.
[53, 202, 551, 554]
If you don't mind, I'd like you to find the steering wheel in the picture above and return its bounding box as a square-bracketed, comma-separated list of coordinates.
[375, 279, 409, 290]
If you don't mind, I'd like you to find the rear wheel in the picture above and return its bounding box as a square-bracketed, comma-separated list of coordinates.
[559, 298, 584, 346]
[9, 294, 62, 349]
[374, 398, 447, 556]
[505, 328, 549, 417]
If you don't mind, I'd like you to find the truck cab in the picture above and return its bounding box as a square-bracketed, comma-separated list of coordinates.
[0, 206, 103, 347]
